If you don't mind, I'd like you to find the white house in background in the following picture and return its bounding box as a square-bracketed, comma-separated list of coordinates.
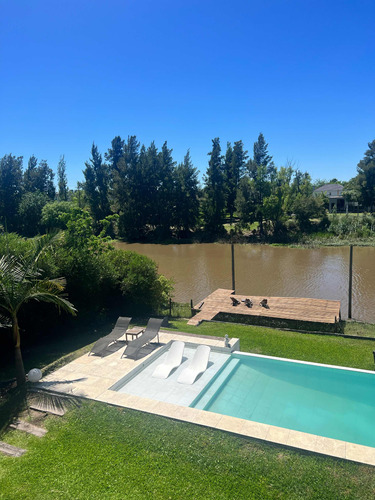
[313, 183, 348, 212]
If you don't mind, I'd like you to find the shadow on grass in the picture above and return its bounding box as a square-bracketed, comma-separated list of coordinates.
[0, 386, 28, 435]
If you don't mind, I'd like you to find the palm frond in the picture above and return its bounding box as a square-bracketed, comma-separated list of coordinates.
[27, 291, 77, 315]
[27, 388, 81, 415]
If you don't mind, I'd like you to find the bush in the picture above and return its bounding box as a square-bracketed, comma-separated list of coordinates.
[328, 214, 375, 237]
[41, 201, 77, 231]
[103, 250, 173, 309]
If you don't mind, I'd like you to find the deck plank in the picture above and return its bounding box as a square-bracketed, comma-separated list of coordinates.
[189, 289, 341, 327]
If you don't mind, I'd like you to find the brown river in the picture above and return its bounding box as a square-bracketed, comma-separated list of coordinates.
[115, 243, 375, 323]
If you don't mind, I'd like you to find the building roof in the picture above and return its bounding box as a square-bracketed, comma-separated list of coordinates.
[314, 183, 344, 193]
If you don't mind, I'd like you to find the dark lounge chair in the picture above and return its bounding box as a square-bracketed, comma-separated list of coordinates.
[259, 298, 269, 308]
[89, 317, 132, 356]
[244, 298, 253, 308]
[230, 297, 240, 306]
[122, 317, 165, 359]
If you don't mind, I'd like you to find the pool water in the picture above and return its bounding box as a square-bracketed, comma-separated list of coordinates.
[192, 353, 375, 448]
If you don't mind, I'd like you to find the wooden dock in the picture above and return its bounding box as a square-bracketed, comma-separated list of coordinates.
[188, 288, 341, 327]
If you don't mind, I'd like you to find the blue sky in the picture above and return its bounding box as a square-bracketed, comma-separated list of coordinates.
[1, 0, 374, 187]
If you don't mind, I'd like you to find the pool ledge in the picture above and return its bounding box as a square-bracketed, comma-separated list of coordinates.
[95, 390, 375, 466]
[36, 331, 375, 467]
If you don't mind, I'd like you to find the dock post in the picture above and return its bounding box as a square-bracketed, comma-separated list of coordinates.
[348, 245, 353, 319]
[231, 242, 235, 293]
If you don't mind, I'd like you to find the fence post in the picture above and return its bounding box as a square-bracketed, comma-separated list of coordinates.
[231, 242, 236, 293]
[348, 245, 353, 319]
[169, 298, 172, 317]
[190, 299, 193, 317]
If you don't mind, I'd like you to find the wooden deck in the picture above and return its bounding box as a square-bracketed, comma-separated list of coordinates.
[188, 288, 341, 327]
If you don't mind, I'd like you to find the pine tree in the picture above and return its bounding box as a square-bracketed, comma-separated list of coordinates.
[83, 143, 111, 223]
[202, 138, 225, 234]
[24, 157, 55, 199]
[253, 133, 273, 168]
[224, 141, 248, 222]
[105, 136, 125, 173]
[57, 155, 68, 201]
[0, 154, 23, 231]
[23, 155, 38, 192]
[157, 141, 176, 237]
[174, 150, 200, 235]
[357, 139, 375, 211]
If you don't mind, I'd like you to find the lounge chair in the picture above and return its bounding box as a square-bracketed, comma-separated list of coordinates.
[89, 317, 131, 356]
[230, 297, 240, 306]
[152, 341, 185, 379]
[122, 317, 165, 359]
[244, 298, 253, 308]
[259, 298, 269, 308]
[177, 345, 211, 385]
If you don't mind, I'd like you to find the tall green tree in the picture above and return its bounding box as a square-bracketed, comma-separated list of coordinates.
[105, 136, 125, 174]
[24, 158, 55, 199]
[357, 139, 375, 211]
[235, 176, 256, 227]
[202, 138, 225, 234]
[174, 150, 200, 235]
[0, 154, 23, 231]
[224, 141, 248, 222]
[156, 141, 176, 236]
[23, 155, 38, 192]
[83, 144, 111, 223]
[0, 236, 76, 385]
[57, 155, 68, 201]
[113, 136, 142, 239]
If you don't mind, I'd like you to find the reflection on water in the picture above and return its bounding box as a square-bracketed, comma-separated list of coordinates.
[115, 243, 375, 323]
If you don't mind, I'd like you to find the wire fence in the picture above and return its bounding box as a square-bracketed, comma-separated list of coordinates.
[157, 299, 194, 319]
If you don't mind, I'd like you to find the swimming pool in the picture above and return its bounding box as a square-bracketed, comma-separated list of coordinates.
[192, 352, 375, 448]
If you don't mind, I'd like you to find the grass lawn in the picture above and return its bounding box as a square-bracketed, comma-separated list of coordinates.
[2, 319, 375, 499]
[1, 402, 375, 500]
[168, 320, 375, 371]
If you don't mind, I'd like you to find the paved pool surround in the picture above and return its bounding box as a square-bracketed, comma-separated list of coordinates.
[37, 329, 375, 467]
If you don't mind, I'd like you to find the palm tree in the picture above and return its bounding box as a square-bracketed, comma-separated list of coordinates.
[0, 236, 77, 386]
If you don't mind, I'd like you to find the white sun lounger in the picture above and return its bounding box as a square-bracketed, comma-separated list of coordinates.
[177, 345, 211, 385]
[152, 341, 185, 379]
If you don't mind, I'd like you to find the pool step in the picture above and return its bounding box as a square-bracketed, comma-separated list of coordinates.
[192, 358, 240, 410]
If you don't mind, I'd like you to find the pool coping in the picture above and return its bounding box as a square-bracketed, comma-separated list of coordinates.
[37, 331, 375, 467]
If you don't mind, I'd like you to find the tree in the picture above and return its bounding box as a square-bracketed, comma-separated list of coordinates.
[202, 138, 225, 234]
[24, 158, 56, 199]
[235, 176, 256, 226]
[83, 144, 111, 223]
[224, 141, 248, 222]
[113, 136, 142, 239]
[0, 236, 76, 385]
[23, 155, 38, 192]
[57, 155, 68, 201]
[41, 201, 76, 230]
[248, 133, 274, 179]
[156, 141, 176, 237]
[174, 150, 200, 235]
[0, 154, 23, 231]
[357, 139, 375, 211]
[292, 194, 325, 232]
[18, 191, 49, 237]
[105, 136, 125, 174]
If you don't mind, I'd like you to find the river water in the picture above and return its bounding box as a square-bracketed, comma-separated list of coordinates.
[115, 243, 375, 323]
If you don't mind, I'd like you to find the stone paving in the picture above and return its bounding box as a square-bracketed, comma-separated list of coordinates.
[37, 329, 375, 467]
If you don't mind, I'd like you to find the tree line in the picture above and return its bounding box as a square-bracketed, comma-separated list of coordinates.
[1, 135, 374, 241]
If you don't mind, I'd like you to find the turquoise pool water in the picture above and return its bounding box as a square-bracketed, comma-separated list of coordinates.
[192, 353, 375, 447]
